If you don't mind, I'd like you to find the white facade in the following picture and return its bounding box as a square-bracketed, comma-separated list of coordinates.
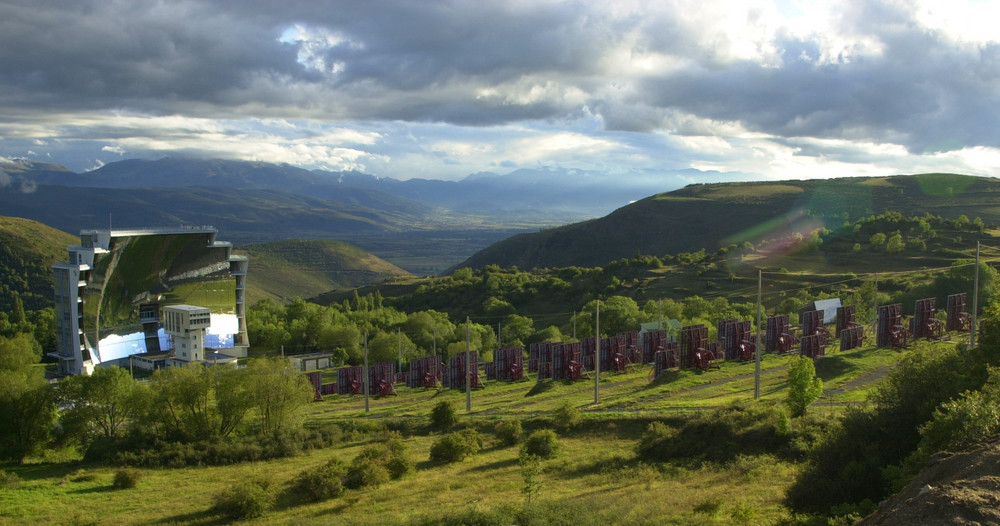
[163, 305, 211, 363]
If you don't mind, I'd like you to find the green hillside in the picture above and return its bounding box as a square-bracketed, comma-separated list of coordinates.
[240, 239, 414, 304]
[458, 173, 1000, 270]
[0, 216, 76, 310]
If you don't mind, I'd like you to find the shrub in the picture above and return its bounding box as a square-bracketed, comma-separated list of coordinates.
[294, 458, 347, 502]
[519, 452, 543, 503]
[495, 419, 523, 446]
[636, 421, 674, 460]
[353, 431, 412, 480]
[551, 401, 581, 431]
[112, 468, 142, 490]
[918, 367, 1000, 455]
[343, 457, 391, 489]
[430, 428, 483, 463]
[211, 479, 274, 520]
[430, 401, 458, 429]
[521, 430, 559, 459]
[786, 337, 995, 514]
[637, 402, 790, 463]
[786, 356, 823, 417]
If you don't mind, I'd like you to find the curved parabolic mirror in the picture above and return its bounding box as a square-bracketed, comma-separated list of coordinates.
[82, 232, 236, 364]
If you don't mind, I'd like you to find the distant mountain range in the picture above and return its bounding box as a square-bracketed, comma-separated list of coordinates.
[0, 156, 702, 219]
[0, 156, 718, 273]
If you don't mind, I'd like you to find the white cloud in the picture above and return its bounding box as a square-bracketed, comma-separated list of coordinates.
[102, 145, 126, 155]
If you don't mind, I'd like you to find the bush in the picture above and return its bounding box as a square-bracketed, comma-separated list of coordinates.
[636, 421, 674, 460]
[551, 401, 581, 431]
[112, 468, 142, 490]
[343, 457, 391, 489]
[430, 401, 458, 429]
[211, 479, 274, 520]
[637, 402, 790, 463]
[521, 430, 559, 459]
[918, 367, 1000, 455]
[385, 455, 413, 480]
[294, 458, 347, 502]
[430, 428, 483, 463]
[786, 338, 995, 514]
[495, 419, 524, 446]
[353, 431, 412, 480]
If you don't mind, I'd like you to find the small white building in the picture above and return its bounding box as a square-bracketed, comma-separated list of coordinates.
[289, 352, 338, 372]
[164, 305, 212, 364]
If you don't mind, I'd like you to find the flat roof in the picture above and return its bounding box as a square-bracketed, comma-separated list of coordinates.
[133, 350, 173, 359]
[163, 304, 211, 313]
[80, 226, 218, 236]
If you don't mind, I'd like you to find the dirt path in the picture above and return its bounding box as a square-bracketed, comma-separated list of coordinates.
[818, 364, 895, 400]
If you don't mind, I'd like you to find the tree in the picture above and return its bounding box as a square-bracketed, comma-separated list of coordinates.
[404, 311, 455, 357]
[519, 453, 543, 503]
[244, 357, 313, 435]
[886, 233, 905, 253]
[501, 314, 534, 347]
[869, 232, 886, 247]
[577, 296, 641, 337]
[213, 366, 253, 437]
[531, 325, 563, 344]
[786, 356, 823, 417]
[324, 324, 361, 365]
[367, 330, 418, 364]
[0, 334, 56, 463]
[642, 299, 683, 324]
[62, 366, 148, 440]
[149, 364, 214, 440]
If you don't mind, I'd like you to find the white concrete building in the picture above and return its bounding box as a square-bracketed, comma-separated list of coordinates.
[163, 305, 211, 363]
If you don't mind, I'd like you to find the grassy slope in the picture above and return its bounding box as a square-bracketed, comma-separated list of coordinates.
[458, 173, 1000, 270]
[0, 336, 941, 525]
[240, 239, 414, 304]
[0, 216, 77, 310]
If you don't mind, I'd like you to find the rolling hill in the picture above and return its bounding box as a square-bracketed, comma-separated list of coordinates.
[0, 215, 414, 310]
[0, 216, 77, 311]
[238, 239, 413, 304]
[456, 173, 1000, 271]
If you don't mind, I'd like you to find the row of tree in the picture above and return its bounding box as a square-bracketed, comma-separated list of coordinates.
[248, 255, 995, 372]
[0, 319, 313, 464]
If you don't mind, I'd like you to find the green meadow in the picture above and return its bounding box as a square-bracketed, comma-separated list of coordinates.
[0, 337, 940, 525]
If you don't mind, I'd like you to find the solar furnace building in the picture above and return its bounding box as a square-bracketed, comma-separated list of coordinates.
[52, 226, 248, 376]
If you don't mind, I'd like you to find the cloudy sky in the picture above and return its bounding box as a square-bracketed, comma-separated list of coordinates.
[1, 0, 998, 183]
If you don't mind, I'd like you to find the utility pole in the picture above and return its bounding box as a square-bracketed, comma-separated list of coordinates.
[594, 300, 600, 405]
[397, 328, 402, 374]
[873, 273, 879, 327]
[363, 332, 370, 413]
[755, 269, 762, 400]
[972, 241, 981, 347]
[465, 317, 472, 412]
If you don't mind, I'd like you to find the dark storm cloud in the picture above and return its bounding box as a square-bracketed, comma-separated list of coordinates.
[0, 0, 620, 122]
[0, 0, 997, 162]
[629, 2, 1000, 153]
